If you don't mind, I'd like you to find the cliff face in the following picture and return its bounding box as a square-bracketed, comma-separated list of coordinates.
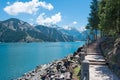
[100, 36, 120, 77]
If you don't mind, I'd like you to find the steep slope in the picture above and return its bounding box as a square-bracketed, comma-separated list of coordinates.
[0, 18, 53, 42]
[100, 37, 120, 77]
[35, 25, 74, 42]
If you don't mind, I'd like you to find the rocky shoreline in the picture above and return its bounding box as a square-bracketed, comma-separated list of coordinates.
[16, 46, 85, 80]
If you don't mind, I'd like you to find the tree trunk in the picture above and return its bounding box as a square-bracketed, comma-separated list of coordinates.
[95, 29, 97, 40]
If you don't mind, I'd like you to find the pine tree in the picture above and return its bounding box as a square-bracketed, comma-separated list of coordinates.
[98, 0, 107, 37]
[98, 0, 120, 36]
[87, 0, 120, 38]
[87, 0, 99, 40]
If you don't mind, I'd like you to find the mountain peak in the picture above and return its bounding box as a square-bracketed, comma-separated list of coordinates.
[2, 18, 25, 25]
[5, 18, 20, 22]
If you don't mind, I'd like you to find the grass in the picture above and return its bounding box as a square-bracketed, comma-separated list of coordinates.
[73, 66, 81, 80]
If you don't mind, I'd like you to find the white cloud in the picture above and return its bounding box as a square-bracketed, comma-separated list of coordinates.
[36, 12, 62, 25]
[39, 1, 53, 10]
[62, 25, 72, 30]
[62, 21, 77, 30]
[77, 26, 86, 32]
[4, 0, 54, 15]
[73, 21, 77, 24]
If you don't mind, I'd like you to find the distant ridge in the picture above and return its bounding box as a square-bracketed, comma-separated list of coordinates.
[0, 18, 74, 42]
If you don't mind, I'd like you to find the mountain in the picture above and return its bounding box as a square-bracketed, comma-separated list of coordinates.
[0, 18, 50, 42]
[0, 18, 73, 42]
[35, 25, 73, 42]
[58, 26, 87, 41]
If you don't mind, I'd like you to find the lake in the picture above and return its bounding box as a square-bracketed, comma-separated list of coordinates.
[0, 42, 85, 80]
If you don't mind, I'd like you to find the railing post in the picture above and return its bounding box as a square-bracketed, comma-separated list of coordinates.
[81, 60, 89, 80]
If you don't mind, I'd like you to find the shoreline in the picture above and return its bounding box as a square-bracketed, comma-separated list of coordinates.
[0, 41, 84, 44]
[14, 37, 120, 80]
[16, 46, 84, 80]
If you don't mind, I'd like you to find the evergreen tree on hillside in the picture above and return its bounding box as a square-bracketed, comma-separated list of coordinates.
[105, 0, 118, 35]
[98, 0, 120, 36]
[87, 0, 99, 40]
[98, 0, 107, 37]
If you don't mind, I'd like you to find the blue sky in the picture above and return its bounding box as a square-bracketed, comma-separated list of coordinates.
[0, 0, 91, 30]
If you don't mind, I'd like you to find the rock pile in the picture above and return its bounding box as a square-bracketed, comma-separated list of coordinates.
[16, 46, 85, 80]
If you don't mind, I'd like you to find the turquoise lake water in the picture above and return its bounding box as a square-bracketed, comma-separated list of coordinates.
[0, 42, 85, 80]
